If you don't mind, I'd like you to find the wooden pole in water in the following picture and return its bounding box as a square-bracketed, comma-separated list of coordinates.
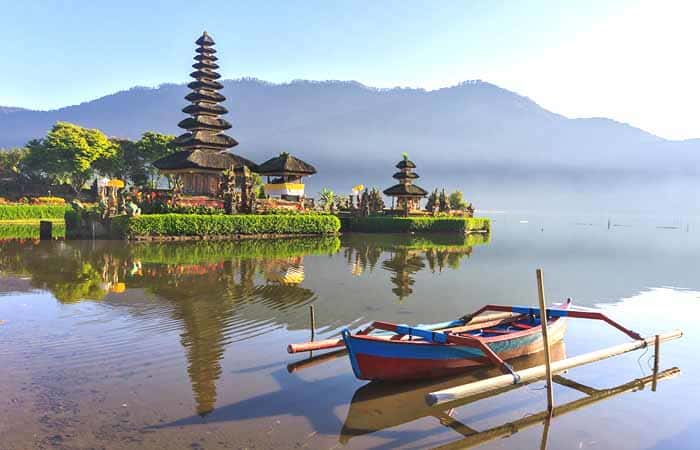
[539, 413, 553, 450]
[39, 220, 52, 240]
[536, 268, 555, 413]
[426, 330, 683, 406]
[652, 334, 660, 391]
[309, 305, 316, 342]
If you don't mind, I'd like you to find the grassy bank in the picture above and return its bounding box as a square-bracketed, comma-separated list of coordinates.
[0, 205, 71, 220]
[342, 216, 490, 234]
[112, 213, 341, 239]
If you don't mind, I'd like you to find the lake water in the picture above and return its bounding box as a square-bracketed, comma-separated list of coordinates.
[1, 214, 698, 449]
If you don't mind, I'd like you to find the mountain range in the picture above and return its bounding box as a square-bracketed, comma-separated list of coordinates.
[1, 78, 698, 211]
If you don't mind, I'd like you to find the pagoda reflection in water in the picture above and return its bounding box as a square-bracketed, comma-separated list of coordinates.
[0, 233, 488, 415]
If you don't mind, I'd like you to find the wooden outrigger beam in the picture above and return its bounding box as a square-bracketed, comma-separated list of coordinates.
[465, 303, 643, 340]
[287, 312, 519, 354]
[431, 367, 681, 450]
[427, 329, 682, 406]
[286, 348, 348, 373]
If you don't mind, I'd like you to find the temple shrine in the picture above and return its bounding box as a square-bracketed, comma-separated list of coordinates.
[153, 32, 257, 196]
[383, 154, 428, 213]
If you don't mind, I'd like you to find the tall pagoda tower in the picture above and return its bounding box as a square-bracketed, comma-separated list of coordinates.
[154, 31, 256, 196]
[383, 153, 428, 214]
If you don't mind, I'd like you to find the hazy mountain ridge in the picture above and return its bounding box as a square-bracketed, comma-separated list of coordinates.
[1, 79, 697, 192]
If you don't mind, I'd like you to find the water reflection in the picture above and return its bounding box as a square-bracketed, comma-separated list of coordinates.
[343, 233, 488, 301]
[340, 342, 566, 445]
[0, 234, 487, 417]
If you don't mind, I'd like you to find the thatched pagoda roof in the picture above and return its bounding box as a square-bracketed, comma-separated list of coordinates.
[256, 153, 317, 176]
[195, 32, 215, 46]
[383, 184, 428, 197]
[192, 61, 219, 70]
[194, 54, 218, 62]
[396, 159, 416, 169]
[153, 150, 257, 171]
[178, 116, 232, 131]
[195, 46, 217, 55]
[185, 91, 226, 103]
[187, 79, 224, 91]
[392, 171, 419, 180]
[173, 132, 238, 149]
[190, 69, 221, 80]
[156, 31, 242, 173]
[182, 103, 228, 116]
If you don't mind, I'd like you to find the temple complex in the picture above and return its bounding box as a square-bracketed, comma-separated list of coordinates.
[153, 32, 256, 196]
[383, 154, 428, 213]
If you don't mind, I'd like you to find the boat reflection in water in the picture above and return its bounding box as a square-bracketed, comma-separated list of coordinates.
[339, 342, 566, 445]
[339, 337, 680, 450]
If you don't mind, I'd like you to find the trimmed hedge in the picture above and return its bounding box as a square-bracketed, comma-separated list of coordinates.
[0, 222, 66, 240]
[344, 216, 490, 234]
[113, 213, 341, 238]
[0, 205, 71, 220]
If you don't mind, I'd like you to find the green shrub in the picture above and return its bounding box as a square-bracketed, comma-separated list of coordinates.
[113, 213, 341, 238]
[345, 216, 490, 234]
[140, 202, 223, 215]
[0, 205, 71, 220]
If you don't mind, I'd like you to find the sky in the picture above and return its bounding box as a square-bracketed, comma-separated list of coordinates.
[1, 0, 698, 140]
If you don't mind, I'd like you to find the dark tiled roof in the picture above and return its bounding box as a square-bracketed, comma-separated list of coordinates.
[153, 150, 257, 171]
[383, 183, 428, 197]
[256, 153, 317, 176]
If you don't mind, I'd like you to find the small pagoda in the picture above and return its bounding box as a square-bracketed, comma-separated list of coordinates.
[257, 152, 317, 202]
[383, 153, 428, 213]
[154, 32, 256, 196]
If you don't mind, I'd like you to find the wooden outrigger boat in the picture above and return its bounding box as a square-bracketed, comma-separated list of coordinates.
[287, 299, 652, 382]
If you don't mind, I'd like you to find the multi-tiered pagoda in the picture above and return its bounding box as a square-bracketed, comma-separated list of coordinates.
[383, 154, 428, 213]
[154, 31, 257, 196]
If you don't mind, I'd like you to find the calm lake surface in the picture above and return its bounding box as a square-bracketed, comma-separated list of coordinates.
[1, 214, 699, 449]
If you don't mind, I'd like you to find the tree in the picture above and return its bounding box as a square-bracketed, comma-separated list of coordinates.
[368, 187, 385, 214]
[93, 138, 130, 180]
[134, 132, 177, 188]
[438, 189, 449, 212]
[25, 122, 117, 196]
[319, 188, 335, 211]
[425, 189, 438, 212]
[0, 147, 29, 185]
[448, 190, 469, 210]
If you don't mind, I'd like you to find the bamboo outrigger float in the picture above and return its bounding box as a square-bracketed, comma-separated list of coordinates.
[432, 367, 681, 450]
[427, 329, 682, 406]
